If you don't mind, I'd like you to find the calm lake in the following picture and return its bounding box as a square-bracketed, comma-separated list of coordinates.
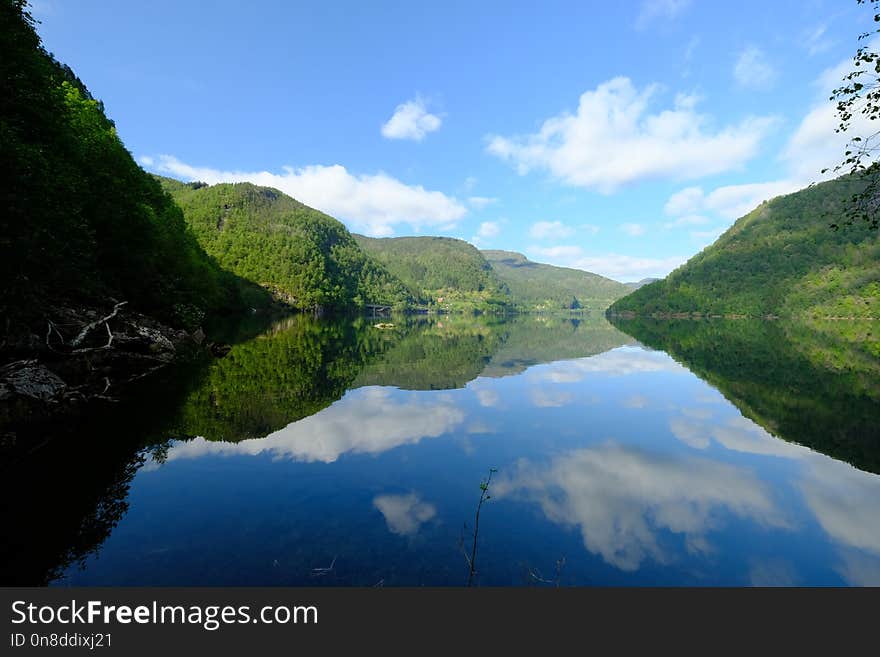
[2, 314, 879, 586]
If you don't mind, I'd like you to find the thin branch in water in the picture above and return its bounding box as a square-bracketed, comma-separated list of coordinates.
[310, 555, 337, 577]
[554, 556, 566, 588]
[527, 568, 553, 585]
[465, 467, 497, 587]
[526, 557, 565, 587]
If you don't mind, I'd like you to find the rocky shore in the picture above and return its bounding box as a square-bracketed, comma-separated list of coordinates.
[0, 300, 218, 434]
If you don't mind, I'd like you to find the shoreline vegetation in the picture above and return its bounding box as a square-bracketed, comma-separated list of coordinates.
[608, 311, 877, 320]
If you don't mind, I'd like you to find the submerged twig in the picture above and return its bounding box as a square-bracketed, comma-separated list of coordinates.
[310, 555, 337, 577]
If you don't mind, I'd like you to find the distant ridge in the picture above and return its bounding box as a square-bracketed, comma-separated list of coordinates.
[354, 235, 510, 312]
[482, 250, 630, 311]
[625, 278, 660, 290]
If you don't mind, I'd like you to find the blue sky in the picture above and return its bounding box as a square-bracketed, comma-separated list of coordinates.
[32, 0, 871, 281]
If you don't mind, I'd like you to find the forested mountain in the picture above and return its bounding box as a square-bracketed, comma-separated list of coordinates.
[610, 175, 879, 318]
[0, 1, 247, 329]
[353, 235, 510, 312]
[159, 178, 414, 312]
[482, 250, 630, 311]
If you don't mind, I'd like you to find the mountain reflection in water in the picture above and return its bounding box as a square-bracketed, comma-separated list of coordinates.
[1, 314, 877, 586]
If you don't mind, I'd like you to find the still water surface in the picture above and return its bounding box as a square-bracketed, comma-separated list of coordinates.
[3, 314, 878, 586]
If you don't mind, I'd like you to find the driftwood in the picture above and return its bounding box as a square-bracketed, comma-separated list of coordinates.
[70, 301, 127, 348]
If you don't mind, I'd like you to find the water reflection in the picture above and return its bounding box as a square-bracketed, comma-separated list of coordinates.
[799, 457, 880, 563]
[611, 318, 880, 473]
[494, 442, 788, 572]
[1, 314, 878, 586]
[373, 493, 437, 536]
[163, 387, 464, 464]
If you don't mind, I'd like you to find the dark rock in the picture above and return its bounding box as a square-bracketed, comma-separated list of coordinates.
[0, 360, 67, 402]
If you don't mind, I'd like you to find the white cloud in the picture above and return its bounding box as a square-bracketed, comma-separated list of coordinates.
[623, 394, 650, 409]
[804, 24, 832, 56]
[581, 223, 601, 235]
[145, 155, 466, 237]
[529, 388, 574, 408]
[664, 186, 703, 216]
[663, 214, 709, 229]
[779, 50, 879, 182]
[621, 223, 646, 237]
[474, 388, 499, 407]
[160, 387, 464, 464]
[666, 408, 880, 575]
[529, 220, 575, 240]
[495, 442, 787, 571]
[664, 181, 801, 222]
[734, 46, 777, 90]
[531, 245, 687, 280]
[468, 196, 498, 210]
[799, 458, 880, 557]
[635, 0, 692, 31]
[749, 558, 799, 587]
[683, 36, 700, 63]
[381, 97, 442, 141]
[373, 493, 437, 536]
[835, 551, 880, 587]
[476, 221, 501, 238]
[670, 413, 808, 459]
[663, 44, 880, 231]
[531, 244, 584, 260]
[466, 420, 496, 435]
[486, 77, 773, 193]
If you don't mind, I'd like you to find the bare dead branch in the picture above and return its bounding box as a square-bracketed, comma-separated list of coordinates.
[70, 301, 127, 347]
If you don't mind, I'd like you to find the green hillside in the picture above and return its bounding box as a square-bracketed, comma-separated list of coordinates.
[353, 235, 510, 312]
[482, 250, 630, 311]
[610, 175, 879, 318]
[159, 178, 414, 313]
[1, 2, 243, 328]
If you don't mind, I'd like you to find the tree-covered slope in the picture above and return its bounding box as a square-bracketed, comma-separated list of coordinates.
[610, 175, 879, 318]
[159, 178, 414, 312]
[483, 250, 630, 311]
[353, 235, 511, 312]
[0, 1, 243, 328]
